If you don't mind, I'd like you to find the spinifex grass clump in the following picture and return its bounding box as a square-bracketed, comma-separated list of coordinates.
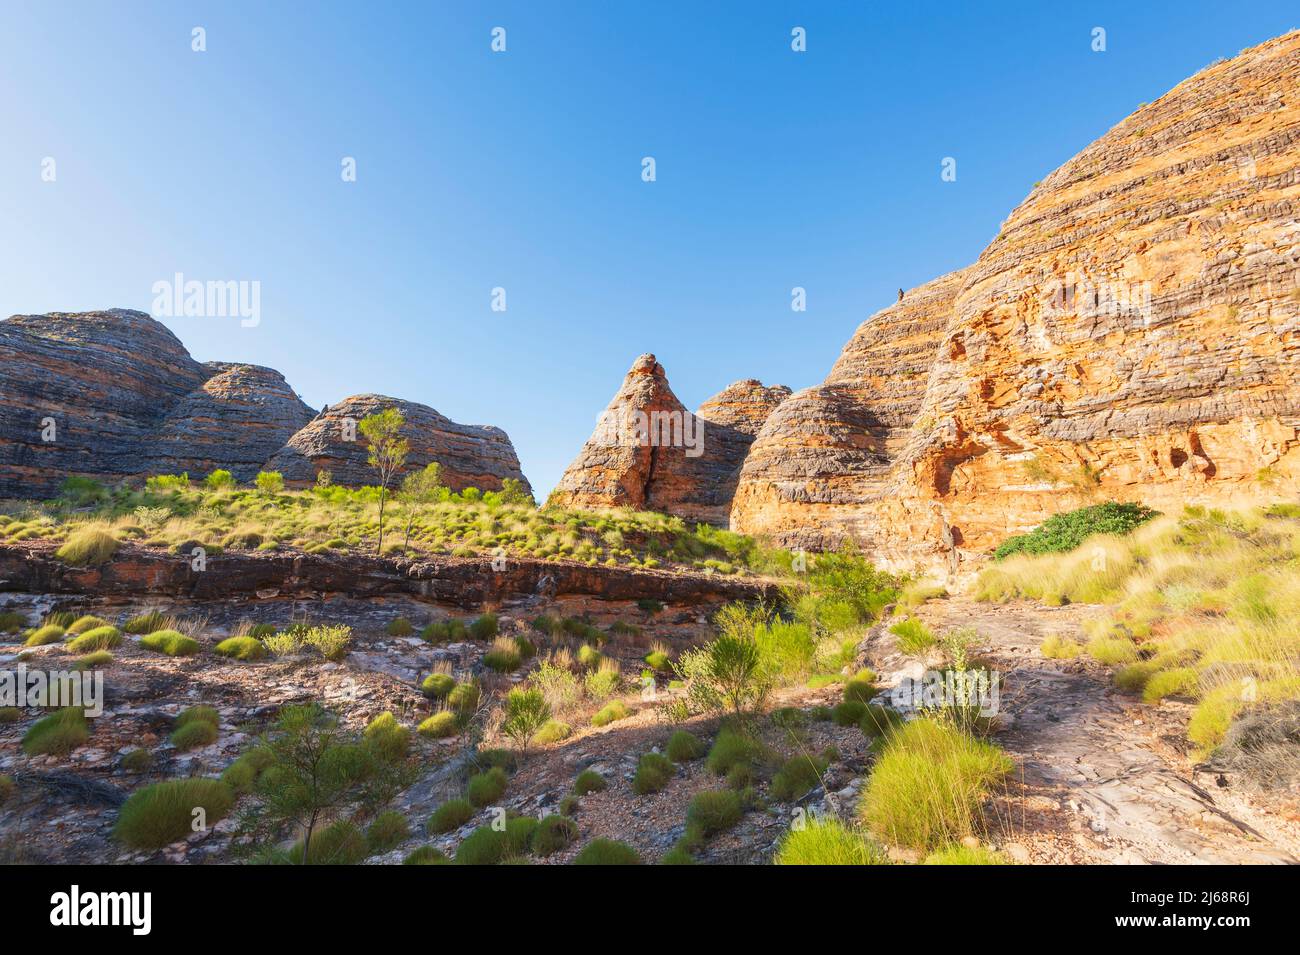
[428, 798, 475, 834]
[170, 706, 220, 751]
[774, 817, 887, 865]
[858, 717, 1012, 851]
[139, 629, 200, 657]
[113, 778, 235, 850]
[54, 526, 119, 567]
[632, 752, 675, 795]
[23, 624, 65, 647]
[572, 838, 641, 865]
[22, 708, 90, 756]
[214, 636, 267, 660]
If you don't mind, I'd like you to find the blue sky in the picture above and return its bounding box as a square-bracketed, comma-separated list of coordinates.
[1, 2, 1295, 496]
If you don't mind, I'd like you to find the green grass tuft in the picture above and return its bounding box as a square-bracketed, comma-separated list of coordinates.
[775, 817, 888, 865]
[139, 629, 200, 657]
[113, 778, 235, 850]
[573, 838, 641, 865]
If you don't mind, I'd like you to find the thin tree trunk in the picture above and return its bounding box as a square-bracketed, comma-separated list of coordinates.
[376, 485, 387, 555]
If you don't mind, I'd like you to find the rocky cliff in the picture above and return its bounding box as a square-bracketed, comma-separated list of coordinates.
[264, 394, 530, 494]
[0, 310, 530, 499]
[548, 355, 789, 524]
[732, 31, 1300, 571]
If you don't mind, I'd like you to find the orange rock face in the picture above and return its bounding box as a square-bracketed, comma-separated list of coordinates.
[732, 32, 1300, 572]
[549, 355, 789, 524]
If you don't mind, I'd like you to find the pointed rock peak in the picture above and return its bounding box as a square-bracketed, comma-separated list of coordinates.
[627, 353, 665, 378]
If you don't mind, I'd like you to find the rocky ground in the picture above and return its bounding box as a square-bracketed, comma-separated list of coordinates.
[3, 584, 1296, 865]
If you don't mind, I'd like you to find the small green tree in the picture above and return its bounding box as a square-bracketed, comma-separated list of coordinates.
[358, 408, 409, 554]
[675, 605, 772, 720]
[501, 687, 551, 760]
[237, 703, 411, 864]
[255, 471, 284, 495]
[205, 469, 236, 490]
[397, 462, 443, 551]
[498, 478, 534, 507]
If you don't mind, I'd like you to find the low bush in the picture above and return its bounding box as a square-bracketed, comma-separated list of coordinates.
[23, 624, 65, 647]
[890, 617, 936, 655]
[22, 708, 90, 756]
[428, 798, 475, 834]
[993, 502, 1158, 560]
[533, 719, 572, 744]
[1143, 666, 1198, 703]
[363, 712, 410, 761]
[455, 825, 508, 865]
[858, 704, 906, 738]
[466, 766, 508, 807]
[632, 752, 675, 795]
[124, 611, 166, 634]
[417, 711, 460, 738]
[282, 820, 369, 865]
[66, 626, 122, 653]
[221, 746, 274, 793]
[858, 718, 1013, 851]
[447, 682, 480, 712]
[774, 817, 888, 865]
[532, 814, 579, 855]
[366, 810, 410, 852]
[843, 669, 878, 703]
[0, 610, 27, 632]
[121, 748, 154, 773]
[469, 612, 499, 640]
[706, 726, 761, 777]
[403, 845, 451, 865]
[770, 753, 830, 801]
[573, 769, 606, 795]
[831, 700, 867, 726]
[55, 527, 119, 567]
[213, 636, 267, 660]
[113, 778, 235, 850]
[922, 844, 1009, 865]
[420, 672, 456, 698]
[483, 636, 522, 672]
[573, 838, 641, 865]
[140, 629, 200, 657]
[686, 789, 743, 838]
[665, 730, 705, 761]
[385, 617, 414, 636]
[591, 700, 631, 727]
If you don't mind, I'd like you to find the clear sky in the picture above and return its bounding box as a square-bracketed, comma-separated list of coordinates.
[2, 2, 1295, 496]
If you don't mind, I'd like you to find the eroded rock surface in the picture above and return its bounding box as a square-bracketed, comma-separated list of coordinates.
[264, 395, 530, 494]
[549, 354, 788, 524]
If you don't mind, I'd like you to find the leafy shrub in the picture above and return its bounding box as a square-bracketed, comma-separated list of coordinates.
[922, 844, 1008, 865]
[591, 700, 631, 727]
[23, 624, 65, 647]
[403, 845, 450, 865]
[55, 527, 119, 566]
[770, 753, 830, 801]
[23, 708, 90, 756]
[993, 502, 1158, 560]
[467, 766, 508, 807]
[532, 814, 579, 855]
[363, 712, 410, 761]
[666, 730, 705, 761]
[113, 778, 235, 850]
[775, 817, 888, 865]
[140, 629, 200, 657]
[214, 636, 267, 660]
[858, 718, 1013, 850]
[124, 611, 166, 634]
[675, 619, 771, 717]
[67, 626, 122, 653]
[573, 838, 641, 865]
[421, 672, 455, 698]
[204, 469, 236, 490]
[501, 687, 552, 755]
[417, 711, 460, 738]
[455, 825, 508, 865]
[469, 612, 499, 640]
[573, 769, 607, 795]
[633, 752, 675, 795]
[686, 789, 743, 837]
[303, 624, 351, 661]
[255, 471, 285, 495]
[890, 617, 936, 655]
[428, 798, 475, 833]
[366, 810, 410, 852]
